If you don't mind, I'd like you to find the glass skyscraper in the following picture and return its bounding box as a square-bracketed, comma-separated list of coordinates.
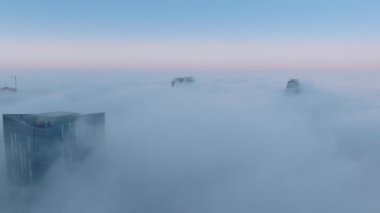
[3, 112, 105, 185]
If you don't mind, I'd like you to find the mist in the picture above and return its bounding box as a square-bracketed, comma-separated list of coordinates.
[1, 71, 380, 213]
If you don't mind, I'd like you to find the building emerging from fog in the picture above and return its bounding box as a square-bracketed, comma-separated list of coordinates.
[0, 76, 17, 93]
[171, 76, 195, 86]
[285, 79, 301, 95]
[3, 112, 105, 185]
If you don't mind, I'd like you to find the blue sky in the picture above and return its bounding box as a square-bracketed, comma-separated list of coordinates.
[1, 0, 379, 40]
[0, 0, 379, 71]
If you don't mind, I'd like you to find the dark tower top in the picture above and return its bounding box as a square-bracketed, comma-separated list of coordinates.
[285, 79, 301, 94]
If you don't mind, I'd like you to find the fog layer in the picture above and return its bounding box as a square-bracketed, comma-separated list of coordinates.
[1, 71, 380, 213]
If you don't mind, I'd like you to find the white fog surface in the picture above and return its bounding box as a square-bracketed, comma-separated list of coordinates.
[1, 71, 380, 213]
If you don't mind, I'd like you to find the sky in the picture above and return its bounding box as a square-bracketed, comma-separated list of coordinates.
[0, 0, 379, 71]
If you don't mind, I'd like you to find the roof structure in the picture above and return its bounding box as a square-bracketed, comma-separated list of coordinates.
[0, 87, 16, 93]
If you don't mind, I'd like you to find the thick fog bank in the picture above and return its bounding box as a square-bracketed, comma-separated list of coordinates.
[1, 71, 380, 213]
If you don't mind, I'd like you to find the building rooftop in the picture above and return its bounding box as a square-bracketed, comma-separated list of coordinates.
[171, 76, 195, 86]
[4, 112, 80, 129]
[285, 79, 301, 94]
[37, 111, 79, 118]
[0, 87, 16, 92]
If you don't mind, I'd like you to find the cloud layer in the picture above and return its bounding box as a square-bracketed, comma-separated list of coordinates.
[1, 71, 380, 213]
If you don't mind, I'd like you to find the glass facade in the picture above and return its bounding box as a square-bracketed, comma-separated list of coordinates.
[3, 112, 105, 185]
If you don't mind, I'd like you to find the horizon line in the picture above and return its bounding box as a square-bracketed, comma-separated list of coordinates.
[0, 39, 379, 72]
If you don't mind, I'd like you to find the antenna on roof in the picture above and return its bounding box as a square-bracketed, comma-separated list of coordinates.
[11, 76, 17, 92]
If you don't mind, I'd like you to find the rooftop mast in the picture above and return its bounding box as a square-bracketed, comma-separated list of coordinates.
[12, 76, 17, 92]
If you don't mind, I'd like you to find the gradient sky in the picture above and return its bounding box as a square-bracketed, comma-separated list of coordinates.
[0, 0, 379, 71]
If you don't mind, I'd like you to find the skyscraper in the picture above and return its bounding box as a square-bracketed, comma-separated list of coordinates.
[3, 112, 105, 185]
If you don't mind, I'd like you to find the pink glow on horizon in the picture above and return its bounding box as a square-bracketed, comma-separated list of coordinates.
[0, 40, 379, 71]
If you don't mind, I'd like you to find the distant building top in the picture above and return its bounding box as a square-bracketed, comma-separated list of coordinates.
[171, 76, 195, 87]
[0, 86, 16, 93]
[285, 79, 301, 94]
[0, 76, 18, 93]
